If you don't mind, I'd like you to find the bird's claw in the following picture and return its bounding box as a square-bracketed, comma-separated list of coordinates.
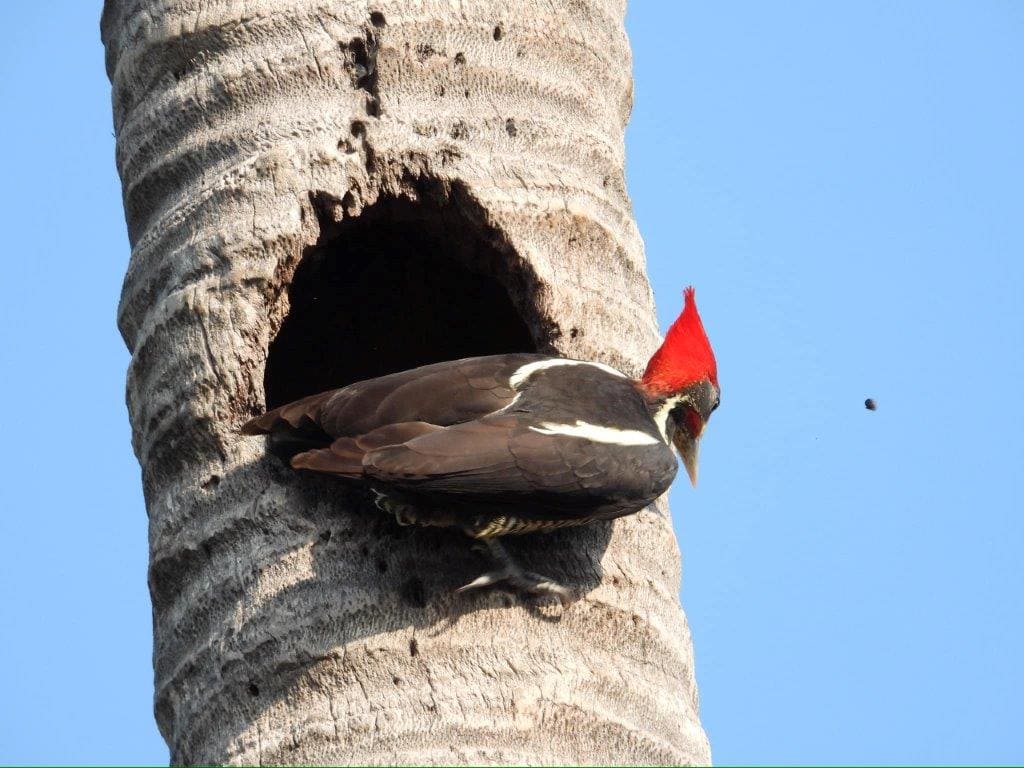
[520, 572, 571, 605]
[456, 571, 504, 591]
[456, 568, 571, 606]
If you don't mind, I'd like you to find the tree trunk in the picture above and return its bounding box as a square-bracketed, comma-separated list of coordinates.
[102, 1, 711, 764]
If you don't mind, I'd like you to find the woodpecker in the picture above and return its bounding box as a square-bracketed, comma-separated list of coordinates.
[242, 287, 719, 603]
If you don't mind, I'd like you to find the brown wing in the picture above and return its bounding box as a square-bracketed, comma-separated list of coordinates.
[291, 422, 445, 476]
[363, 414, 614, 501]
[241, 353, 547, 438]
[240, 389, 335, 435]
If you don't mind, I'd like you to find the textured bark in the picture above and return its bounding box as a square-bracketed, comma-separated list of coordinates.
[102, 0, 711, 764]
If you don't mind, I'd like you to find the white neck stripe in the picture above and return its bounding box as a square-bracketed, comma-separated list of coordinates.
[652, 394, 689, 444]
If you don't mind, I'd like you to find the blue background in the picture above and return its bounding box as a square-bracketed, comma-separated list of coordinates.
[1, 2, 1021, 764]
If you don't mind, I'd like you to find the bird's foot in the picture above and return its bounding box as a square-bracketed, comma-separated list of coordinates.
[456, 540, 570, 605]
[374, 492, 419, 526]
[456, 568, 570, 605]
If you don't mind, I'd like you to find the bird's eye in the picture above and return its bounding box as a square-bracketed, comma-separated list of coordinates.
[710, 397, 720, 413]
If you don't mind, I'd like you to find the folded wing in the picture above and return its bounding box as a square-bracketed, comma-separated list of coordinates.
[241, 353, 546, 439]
[359, 413, 653, 518]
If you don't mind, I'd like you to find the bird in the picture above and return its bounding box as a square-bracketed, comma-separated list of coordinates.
[242, 287, 719, 603]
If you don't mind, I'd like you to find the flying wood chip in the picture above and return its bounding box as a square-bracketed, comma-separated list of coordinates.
[864, 398, 877, 411]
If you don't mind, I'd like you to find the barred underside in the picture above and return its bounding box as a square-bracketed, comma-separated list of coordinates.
[468, 515, 591, 538]
[101, 0, 711, 764]
[382, 494, 596, 538]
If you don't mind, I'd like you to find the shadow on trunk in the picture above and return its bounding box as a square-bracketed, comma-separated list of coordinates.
[181, 447, 614, 763]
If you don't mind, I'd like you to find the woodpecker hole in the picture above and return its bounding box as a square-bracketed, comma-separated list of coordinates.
[264, 183, 547, 408]
[369, 11, 386, 27]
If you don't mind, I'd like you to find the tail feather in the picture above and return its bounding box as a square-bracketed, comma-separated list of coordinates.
[240, 390, 336, 435]
[291, 437, 365, 477]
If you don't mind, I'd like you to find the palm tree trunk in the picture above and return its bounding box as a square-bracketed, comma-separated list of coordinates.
[102, 0, 711, 764]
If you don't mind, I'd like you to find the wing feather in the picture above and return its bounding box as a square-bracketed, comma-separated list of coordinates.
[364, 416, 587, 497]
[242, 354, 546, 438]
[290, 422, 444, 476]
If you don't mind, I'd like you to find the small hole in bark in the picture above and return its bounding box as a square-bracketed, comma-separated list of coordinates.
[392, 675, 401, 685]
[569, 327, 580, 339]
[370, 11, 386, 27]
[409, 638, 419, 656]
[493, 25, 504, 41]
[365, 96, 381, 116]
[248, 683, 260, 697]
[376, 557, 388, 573]
[320, 530, 332, 542]
[360, 544, 370, 557]
[464, 89, 470, 98]
[400, 576, 427, 608]
[201, 474, 221, 490]
[505, 118, 517, 137]
[454, 52, 465, 65]
[350, 120, 366, 137]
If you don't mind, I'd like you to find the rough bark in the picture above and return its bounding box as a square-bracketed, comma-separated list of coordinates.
[102, 0, 711, 764]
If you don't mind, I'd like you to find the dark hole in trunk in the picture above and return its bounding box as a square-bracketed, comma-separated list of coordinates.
[265, 190, 541, 408]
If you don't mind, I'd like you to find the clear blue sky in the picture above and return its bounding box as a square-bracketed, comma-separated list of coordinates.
[1, 2, 1021, 764]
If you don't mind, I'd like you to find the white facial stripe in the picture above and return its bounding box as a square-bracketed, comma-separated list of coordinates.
[529, 420, 660, 446]
[652, 394, 691, 444]
[509, 359, 627, 390]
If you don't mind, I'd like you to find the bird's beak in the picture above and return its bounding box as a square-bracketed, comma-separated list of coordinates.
[673, 426, 703, 488]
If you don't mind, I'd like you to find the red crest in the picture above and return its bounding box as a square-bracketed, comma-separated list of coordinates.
[642, 287, 718, 393]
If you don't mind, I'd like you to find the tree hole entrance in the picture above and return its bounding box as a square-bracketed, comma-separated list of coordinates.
[264, 189, 541, 408]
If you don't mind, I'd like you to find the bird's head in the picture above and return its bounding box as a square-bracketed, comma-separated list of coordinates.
[640, 287, 720, 487]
